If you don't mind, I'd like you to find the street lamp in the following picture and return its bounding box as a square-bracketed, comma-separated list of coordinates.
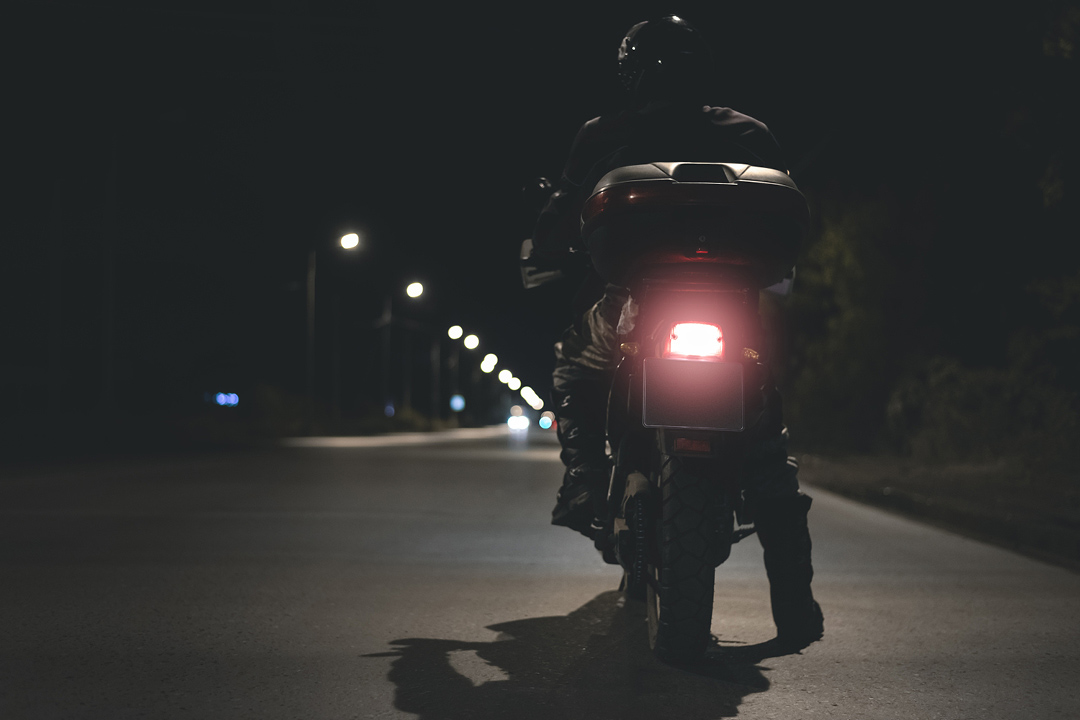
[307, 232, 361, 432]
[520, 386, 544, 411]
[378, 281, 427, 416]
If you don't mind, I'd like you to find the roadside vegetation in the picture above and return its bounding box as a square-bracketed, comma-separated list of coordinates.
[775, 5, 1078, 567]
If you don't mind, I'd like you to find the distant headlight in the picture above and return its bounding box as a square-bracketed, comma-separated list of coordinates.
[507, 416, 530, 431]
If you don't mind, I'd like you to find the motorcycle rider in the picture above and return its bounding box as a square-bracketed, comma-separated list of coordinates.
[530, 15, 823, 650]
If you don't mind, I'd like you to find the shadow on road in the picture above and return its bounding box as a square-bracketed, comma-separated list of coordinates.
[366, 590, 784, 719]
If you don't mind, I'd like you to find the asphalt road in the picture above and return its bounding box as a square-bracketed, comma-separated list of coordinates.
[2, 427, 1078, 719]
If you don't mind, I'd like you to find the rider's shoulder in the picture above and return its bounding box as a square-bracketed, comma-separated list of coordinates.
[569, 111, 638, 150]
[702, 105, 773, 134]
[582, 110, 635, 135]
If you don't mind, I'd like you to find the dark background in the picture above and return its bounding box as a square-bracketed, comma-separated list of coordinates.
[2, 1, 1076, 463]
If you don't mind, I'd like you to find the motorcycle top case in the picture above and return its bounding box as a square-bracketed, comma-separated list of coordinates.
[580, 163, 809, 288]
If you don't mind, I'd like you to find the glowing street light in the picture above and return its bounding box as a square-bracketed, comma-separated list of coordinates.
[463, 334, 479, 350]
[520, 386, 544, 411]
[480, 353, 498, 373]
[406, 282, 424, 298]
[340, 233, 359, 249]
[508, 377, 521, 391]
[498, 369, 512, 384]
[448, 325, 463, 340]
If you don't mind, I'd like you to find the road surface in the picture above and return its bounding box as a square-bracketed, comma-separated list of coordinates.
[2, 427, 1078, 719]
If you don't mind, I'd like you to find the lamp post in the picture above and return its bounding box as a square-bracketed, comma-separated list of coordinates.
[447, 325, 462, 421]
[445, 328, 489, 424]
[430, 336, 441, 423]
[306, 232, 360, 432]
[375, 281, 425, 417]
[401, 283, 423, 412]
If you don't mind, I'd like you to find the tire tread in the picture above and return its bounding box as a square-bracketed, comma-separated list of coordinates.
[648, 455, 719, 662]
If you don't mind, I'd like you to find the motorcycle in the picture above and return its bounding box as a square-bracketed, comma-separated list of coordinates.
[523, 162, 808, 663]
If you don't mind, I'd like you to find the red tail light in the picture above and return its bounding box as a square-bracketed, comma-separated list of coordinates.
[663, 322, 724, 360]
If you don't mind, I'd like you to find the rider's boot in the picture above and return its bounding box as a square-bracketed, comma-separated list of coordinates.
[755, 493, 824, 650]
[549, 364, 611, 539]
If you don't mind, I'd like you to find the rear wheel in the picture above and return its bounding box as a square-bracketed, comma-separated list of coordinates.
[646, 455, 721, 663]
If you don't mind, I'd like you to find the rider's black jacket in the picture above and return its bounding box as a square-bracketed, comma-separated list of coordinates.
[532, 100, 788, 259]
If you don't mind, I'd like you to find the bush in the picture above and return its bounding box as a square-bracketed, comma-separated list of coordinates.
[887, 356, 1079, 468]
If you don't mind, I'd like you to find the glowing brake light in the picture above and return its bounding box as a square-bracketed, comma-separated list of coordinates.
[664, 322, 724, 360]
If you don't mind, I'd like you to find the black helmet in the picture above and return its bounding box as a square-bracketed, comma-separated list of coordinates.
[617, 15, 712, 102]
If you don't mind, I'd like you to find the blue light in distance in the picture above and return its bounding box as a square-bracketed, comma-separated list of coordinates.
[449, 394, 465, 412]
[214, 393, 239, 407]
[538, 416, 553, 430]
[384, 403, 396, 418]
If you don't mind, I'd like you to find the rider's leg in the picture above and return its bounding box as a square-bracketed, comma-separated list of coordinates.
[549, 287, 627, 538]
[743, 385, 824, 649]
[550, 348, 610, 537]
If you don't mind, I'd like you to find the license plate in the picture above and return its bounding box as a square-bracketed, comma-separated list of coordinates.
[642, 357, 744, 431]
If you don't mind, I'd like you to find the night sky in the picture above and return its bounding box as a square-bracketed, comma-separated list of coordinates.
[3, 1, 1072, 435]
